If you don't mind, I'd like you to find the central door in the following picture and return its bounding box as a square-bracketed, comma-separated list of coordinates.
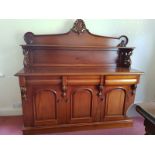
[104, 86, 128, 121]
[67, 86, 99, 124]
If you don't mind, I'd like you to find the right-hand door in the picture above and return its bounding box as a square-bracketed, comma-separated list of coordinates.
[104, 86, 129, 121]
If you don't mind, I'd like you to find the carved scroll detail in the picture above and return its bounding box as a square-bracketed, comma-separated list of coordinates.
[62, 85, 67, 97]
[131, 84, 137, 95]
[117, 49, 133, 68]
[71, 19, 87, 34]
[98, 85, 104, 97]
[21, 87, 27, 102]
[23, 49, 30, 69]
[97, 76, 104, 102]
[118, 35, 129, 47]
[62, 76, 68, 103]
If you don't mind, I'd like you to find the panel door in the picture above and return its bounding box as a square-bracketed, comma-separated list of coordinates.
[30, 85, 62, 126]
[67, 86, 100, 124]
[104, 86, 128, 121]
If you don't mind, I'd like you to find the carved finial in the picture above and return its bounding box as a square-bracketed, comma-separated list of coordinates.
[71, 19, 87, 34]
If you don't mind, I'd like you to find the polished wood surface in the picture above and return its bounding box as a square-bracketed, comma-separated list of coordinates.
[22, 46, 134, 68]
[15, 19, 143, 134]
[21, 19, 133, 70]
[23, 19, 128, 47]
[23, 119, 133, 135]
[16, 67, 143, 76]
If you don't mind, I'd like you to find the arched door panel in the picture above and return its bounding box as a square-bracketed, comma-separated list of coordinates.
[32, 86, 60, 126]
[68, 86, 98, 123]
[104, 87, 127, 121]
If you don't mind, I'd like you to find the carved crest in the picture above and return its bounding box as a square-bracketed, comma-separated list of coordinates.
[71, 19, 88, 34]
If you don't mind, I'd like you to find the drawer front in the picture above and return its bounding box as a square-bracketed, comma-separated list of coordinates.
[26, 75, 139, 86]
[27, 76, 61, 85]
[26, 76, 101, 86]
[105, 75, 139, 85]
[67, 76, 101, 85]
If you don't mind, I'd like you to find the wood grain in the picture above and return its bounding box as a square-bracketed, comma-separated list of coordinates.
[15, 19, 143, 134]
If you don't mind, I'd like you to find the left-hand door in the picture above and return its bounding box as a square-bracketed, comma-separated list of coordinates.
[28, 85, 62, 127]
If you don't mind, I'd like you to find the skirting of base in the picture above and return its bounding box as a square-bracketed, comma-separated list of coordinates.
[23, 119, 133, 135]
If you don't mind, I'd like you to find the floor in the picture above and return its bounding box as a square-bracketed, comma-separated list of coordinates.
[0, 116, 145, 135]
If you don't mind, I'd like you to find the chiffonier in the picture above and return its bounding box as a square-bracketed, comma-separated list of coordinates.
[15, 19, 143, 134]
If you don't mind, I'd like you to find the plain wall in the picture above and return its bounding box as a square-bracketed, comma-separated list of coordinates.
[0, 19, 155, 116]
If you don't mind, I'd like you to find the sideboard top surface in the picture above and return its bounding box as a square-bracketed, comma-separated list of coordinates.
[16, 67, 143, 76]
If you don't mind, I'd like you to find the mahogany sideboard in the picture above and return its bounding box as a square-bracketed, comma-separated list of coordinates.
[15, 19, 143, 135]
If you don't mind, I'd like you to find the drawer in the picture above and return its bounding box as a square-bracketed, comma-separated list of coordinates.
[105, 75, 138, 85]
[27, 76, 61, 85]
[26, 75, 101, 86]
[67, 76, 100, 85]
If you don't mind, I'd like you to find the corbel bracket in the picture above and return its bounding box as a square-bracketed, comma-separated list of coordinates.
[62, 76, 68, 103]
[131, 84, 137, 95]
[23, 49, 30, 70]
[97, 76, 104, 102]
[21, 87, 27, 103]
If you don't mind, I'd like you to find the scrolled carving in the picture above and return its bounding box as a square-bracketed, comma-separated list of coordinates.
[23, 49, 30, 69]
[118, 35, 129, 47]
[71, 19, 87, 34]
[131, 84, 137, 95]
[117, 48, 133, 68]
[24, 32, 34, 44]
[98, 85, 104, 97]
[61, 76, 68, 103]
[61, 85, 68, 103]
[62, 85, 67, 97]
[21, 87, 27, 102]
[95, 82, 105, 120]
[97, 76, 104, 102]
[98, 85, 104, 100]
